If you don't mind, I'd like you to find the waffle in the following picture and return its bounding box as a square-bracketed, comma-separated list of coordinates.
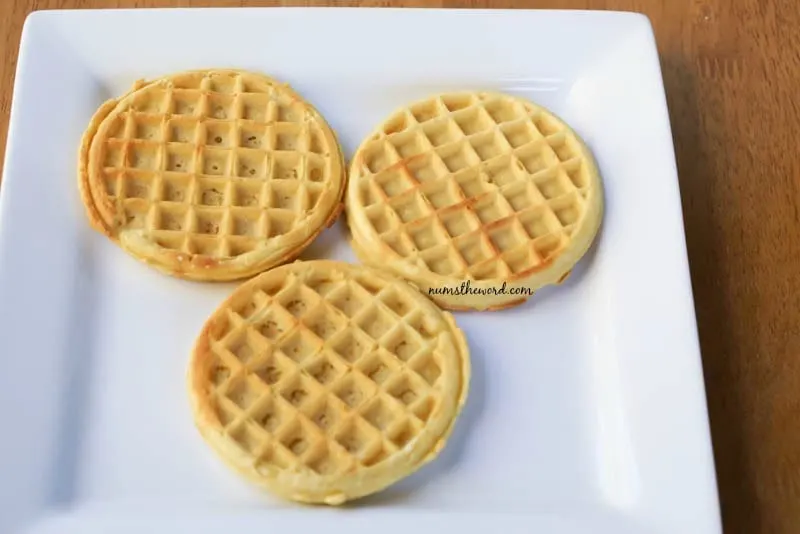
[78, 69, 345, 281]
[188, 260, 470, 504]
[346, 91, 603, 310]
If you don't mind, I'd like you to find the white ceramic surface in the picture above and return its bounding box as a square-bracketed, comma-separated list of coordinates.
[0, 8, 720, 534]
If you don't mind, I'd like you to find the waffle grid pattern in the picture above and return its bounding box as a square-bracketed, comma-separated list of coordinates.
[354, 93, 592, 280]
[99, 73, 334, 258]
[204, 270, 450, 475]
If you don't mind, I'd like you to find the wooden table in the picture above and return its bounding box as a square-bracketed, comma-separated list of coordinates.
[1, 1, 797, 533]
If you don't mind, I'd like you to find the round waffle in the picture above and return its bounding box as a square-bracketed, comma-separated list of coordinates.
[188, 260, 470, 504]
[346, 92, 603, 310]
[78, 69, 345, 281]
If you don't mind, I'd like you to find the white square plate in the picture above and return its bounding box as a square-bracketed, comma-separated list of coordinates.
[0, 8, 721, 534]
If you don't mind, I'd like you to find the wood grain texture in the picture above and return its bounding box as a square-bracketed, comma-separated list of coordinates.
[1, 1, 798, 533]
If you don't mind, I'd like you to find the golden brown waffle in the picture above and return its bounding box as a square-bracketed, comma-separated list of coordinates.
[346, 91, 603, 310]
[78, 69, 345, 281]
[188, 260, 470, 504]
